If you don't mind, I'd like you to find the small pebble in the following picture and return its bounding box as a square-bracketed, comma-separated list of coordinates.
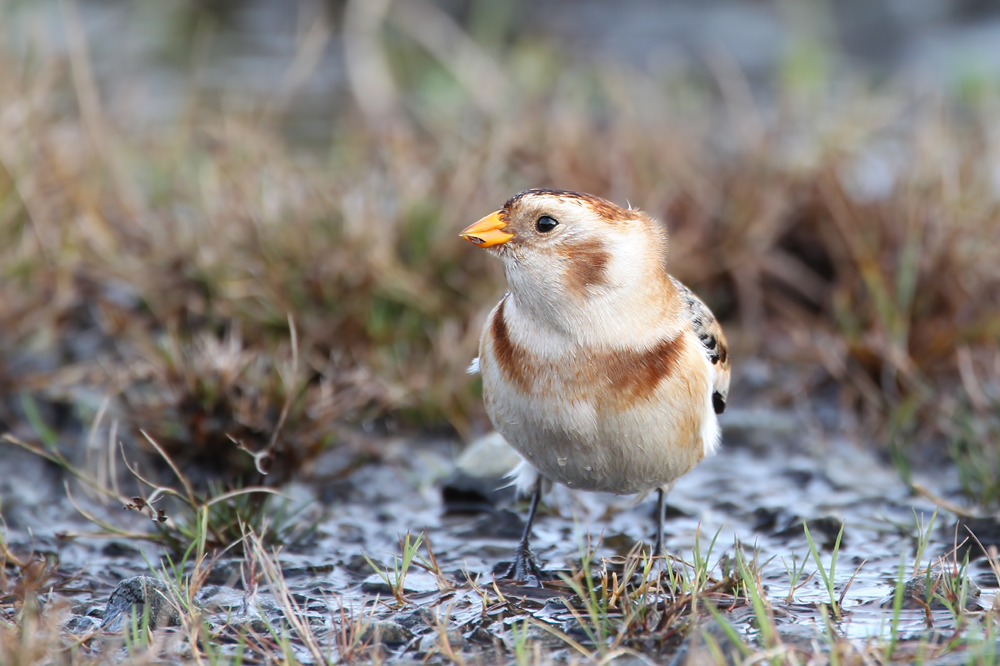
[100, 576, 182, 631]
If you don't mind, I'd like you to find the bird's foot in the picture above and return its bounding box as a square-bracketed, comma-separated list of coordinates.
[501, 545, 548, 586]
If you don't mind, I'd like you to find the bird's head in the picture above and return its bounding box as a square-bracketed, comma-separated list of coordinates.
[462, 188, 668, 286]
[461, 189, 673, 331]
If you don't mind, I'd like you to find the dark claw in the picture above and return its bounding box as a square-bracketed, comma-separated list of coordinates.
[499, 478, 550, 586]
[501, 545, 548, 586]
[653, 535, 664, 557]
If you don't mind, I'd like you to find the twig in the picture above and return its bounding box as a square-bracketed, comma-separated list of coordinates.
[912, 483, 976, 518]
[140, 430, 198, 507]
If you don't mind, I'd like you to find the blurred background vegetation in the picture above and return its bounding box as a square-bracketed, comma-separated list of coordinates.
[1, 0, 999, 503]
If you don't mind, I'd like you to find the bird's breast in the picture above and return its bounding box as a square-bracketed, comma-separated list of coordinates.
[480, 299, 717, 494]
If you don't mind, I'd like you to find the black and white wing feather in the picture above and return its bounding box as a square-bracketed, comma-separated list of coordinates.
[670, 276, 730, 414]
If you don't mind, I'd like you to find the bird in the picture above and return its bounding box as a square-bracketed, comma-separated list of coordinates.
[460, 188, 730, 584]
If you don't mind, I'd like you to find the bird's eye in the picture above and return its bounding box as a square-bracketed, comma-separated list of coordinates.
[535, 215, 559, 233]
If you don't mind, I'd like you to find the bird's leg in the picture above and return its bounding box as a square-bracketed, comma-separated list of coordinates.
[502, 478, 546, 585]
[653, 487, 666, 558]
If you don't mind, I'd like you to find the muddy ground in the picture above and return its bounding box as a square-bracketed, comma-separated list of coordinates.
[1, 396, 994, 664]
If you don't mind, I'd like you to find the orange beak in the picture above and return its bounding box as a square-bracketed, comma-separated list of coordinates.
[460, 211, 514, 248]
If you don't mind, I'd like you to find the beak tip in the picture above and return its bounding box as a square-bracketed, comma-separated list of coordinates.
[461, 210, 512, 248]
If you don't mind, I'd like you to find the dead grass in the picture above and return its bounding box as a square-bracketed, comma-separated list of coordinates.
[1, 7, 997, 495]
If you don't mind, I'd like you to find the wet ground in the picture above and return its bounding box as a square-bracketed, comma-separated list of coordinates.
[1, 401, 993, 663]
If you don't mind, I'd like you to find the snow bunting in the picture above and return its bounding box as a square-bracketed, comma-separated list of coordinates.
[461, 189, 730, 583]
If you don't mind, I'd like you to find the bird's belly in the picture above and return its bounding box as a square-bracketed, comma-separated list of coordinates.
[484, 377, 710, 495]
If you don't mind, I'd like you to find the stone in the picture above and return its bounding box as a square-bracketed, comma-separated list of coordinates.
[100, 576, 182, 631]
[359, 620, 414, 646]
[881, 570, 982, 611]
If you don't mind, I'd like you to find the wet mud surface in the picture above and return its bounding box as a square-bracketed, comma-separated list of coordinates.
[2, 404, 994, 663]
